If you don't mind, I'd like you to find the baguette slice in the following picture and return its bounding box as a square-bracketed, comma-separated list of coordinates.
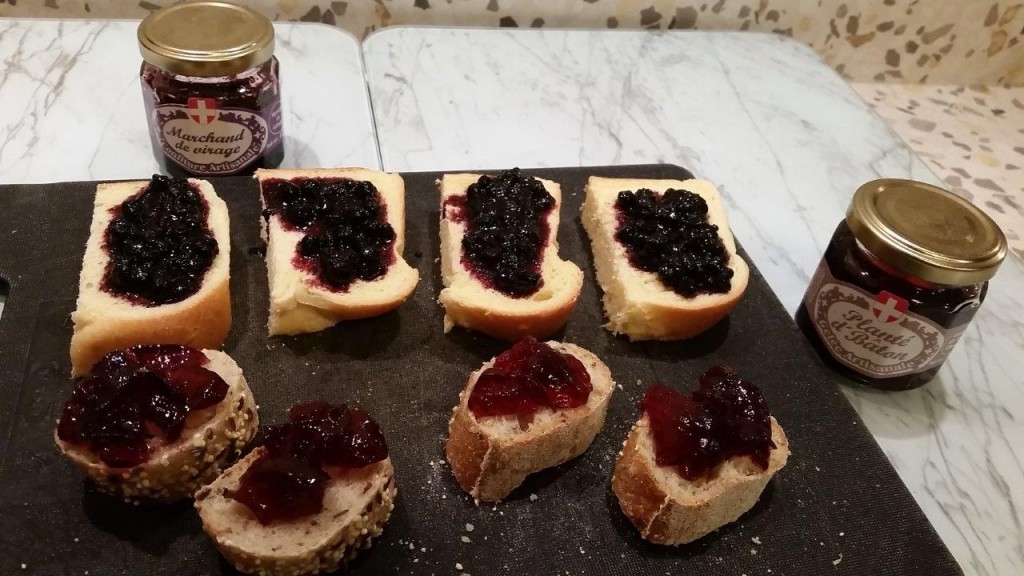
[70, 179, 231, 375]
[612, 415, 789, 545]
[581, 176, 749, 341]
[255, 168, 419, 336]
[446, 341, 614, 502]
[54, 349, 258, 503]
[196, 450, 397, 576]
[439, 173, 584, 341]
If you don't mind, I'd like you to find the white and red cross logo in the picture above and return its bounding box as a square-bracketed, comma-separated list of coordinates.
[187, 97, 219, 125]
[871, 290, 908, 323]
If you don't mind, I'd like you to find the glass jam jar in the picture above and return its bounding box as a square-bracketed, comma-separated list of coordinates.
[138, 1, 284, 177]
[796, 179, 1006, 391]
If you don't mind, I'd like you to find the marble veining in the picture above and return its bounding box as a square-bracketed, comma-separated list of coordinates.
[0, 19, 380, 185]
[364, 27, 1024, 575]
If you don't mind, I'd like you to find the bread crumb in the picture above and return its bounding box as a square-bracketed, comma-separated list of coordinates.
[465, 523, 474, 532]
[455, 563, 463, 570]
[751, 537, 761, 545]
[750, 549, 757, 555]
[833, 554, 843, 566]
[839, 532, 844, 536]
[461, 536, 471, 543]
[421, 547, 427, 553]
[408, 543, 414, 550]
[529, 493, 538, 502]
[21, 564, 26, 570]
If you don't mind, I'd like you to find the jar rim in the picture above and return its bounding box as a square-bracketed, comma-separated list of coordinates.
[138, 2, 274, 77]
[847, 179, 1006, 286]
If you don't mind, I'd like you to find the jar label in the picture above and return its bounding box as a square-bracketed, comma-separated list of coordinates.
[803, 260, 967, 378]
[152, 97, 281, 175]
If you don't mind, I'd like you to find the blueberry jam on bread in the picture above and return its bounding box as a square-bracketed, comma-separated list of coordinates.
[256, 167, 419, 336]
[449, 168, 554, 296]
[261, 178, 396, 292]
[103, 175, 219, 305]
[438, 171, 583, 341]
[582, 176, 749, 341]
[615, 188, 733, 298]
[229, 402, 389, 525]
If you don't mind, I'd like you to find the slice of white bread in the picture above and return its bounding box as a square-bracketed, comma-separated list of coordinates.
[581, 176, 749, 341]
[612, 415, 789, 545]
[255, 168, 419, 336]
[54, 349, 258, 503]
[446, 341, 614, 502]
[439, 173, 584, 341]
[70, 179, 231, 375]
[195, 450, 397, 576]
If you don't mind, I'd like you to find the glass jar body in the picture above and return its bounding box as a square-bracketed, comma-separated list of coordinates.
[140, 57, 284, 177]
[796, 220, 987, 390]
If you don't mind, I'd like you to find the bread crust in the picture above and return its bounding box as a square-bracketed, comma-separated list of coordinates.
[445, 342, 614, 502]
[196, 450, 397, 576]
[581, 176, 749, 341]
[255, 167, 419, 336]
[438, 173, 583, 341]
[54, 350, 259, 503]
[612, 415, 789, 545]
[70, 179, 232, 375]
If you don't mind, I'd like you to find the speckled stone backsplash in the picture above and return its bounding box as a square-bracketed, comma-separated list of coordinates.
[2, 0, 1022, 86]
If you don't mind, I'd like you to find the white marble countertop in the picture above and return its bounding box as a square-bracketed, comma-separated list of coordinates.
[0, 19, 380, 184]
[364, 27, 1024, 575]
[1, 19, 1022, 575]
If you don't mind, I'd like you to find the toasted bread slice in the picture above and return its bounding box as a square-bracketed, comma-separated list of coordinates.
[195, 450, 397, 576]
[581, 176, 749, 341]
[54, 350, 258, 503]
[70, 179, 231, 375]
[255, 168, 419, 336]
[439, 173, 584, 341]
[612, 415, 789, 545]
[446, 341, 614, 502]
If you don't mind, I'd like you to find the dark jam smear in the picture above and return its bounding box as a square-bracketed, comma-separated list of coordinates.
[261, 178, 396, 292]
[57, 345, 228, 468]
[641, 366, 775, 481]
[615, 188, 732, 298]
[468, 337, 592, 418]
[230, 402, 389, 525]
[454, 168, 554, 297]
[103, 175, 219, 306]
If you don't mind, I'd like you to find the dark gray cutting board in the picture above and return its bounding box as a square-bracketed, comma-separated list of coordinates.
[0, 165, 961, 575]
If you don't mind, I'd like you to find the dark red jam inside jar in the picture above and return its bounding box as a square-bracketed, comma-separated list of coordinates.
[56, 345, 228, 468]
[640, 366, 775, 481]
[468, 337, 592, 419]
[138, 2, 283, 177]
[797, 179, 1006, 391]
[230, 402, 389, 525]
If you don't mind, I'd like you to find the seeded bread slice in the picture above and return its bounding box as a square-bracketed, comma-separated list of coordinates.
[255, 167, 420, 336]
[581, 176, 749, 341]
[612, 415, 789, 545]
[446, 342, 614, 502]
[195, 451, 397, 576]
[54, 349, 259, 503]
[70, 179, 231, 375]
[439, 173, 584, 341]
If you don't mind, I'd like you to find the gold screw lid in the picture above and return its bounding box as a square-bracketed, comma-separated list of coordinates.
[848, 179, 1006, 286]
[138, 1, 274, 77]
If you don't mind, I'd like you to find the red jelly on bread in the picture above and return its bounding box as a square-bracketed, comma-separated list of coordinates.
[230, 402, 389, 525]
[641, 366, 775, 481]
[468, 336, 593, 418]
